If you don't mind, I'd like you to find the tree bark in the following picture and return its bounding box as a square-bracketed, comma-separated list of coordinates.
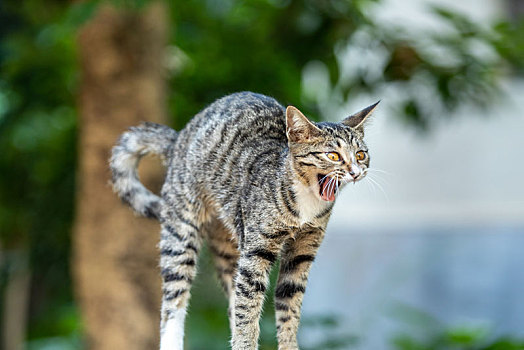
[73, 3, 168, 349]
[2, 249, 30, 350]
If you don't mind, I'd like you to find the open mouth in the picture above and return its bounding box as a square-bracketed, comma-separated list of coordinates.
[317, 174, 341, 202]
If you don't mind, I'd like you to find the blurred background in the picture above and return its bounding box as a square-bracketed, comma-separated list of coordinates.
[0, 0, 523, 349]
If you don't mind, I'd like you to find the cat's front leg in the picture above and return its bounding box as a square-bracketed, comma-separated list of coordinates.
[231, 232, 281, 350]
[274, 227, 325, 350]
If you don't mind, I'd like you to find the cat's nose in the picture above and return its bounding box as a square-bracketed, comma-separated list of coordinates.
[348, 166, 360, 179]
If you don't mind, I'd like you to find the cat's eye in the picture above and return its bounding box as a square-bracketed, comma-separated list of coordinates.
[326, 152, 341, 162]
[356, 151, 366, 161]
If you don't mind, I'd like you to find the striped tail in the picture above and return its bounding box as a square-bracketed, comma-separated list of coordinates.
[110, 122, 177, 220]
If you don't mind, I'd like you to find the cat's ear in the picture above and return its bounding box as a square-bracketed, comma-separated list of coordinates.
[342, 101, 380, 131]
[286, 106, 322, 143]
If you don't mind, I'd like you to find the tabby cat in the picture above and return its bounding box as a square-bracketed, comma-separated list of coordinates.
[110, 92, 378, 350]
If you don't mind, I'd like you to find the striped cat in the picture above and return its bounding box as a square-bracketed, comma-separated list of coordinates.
[110, 92, 378, 350]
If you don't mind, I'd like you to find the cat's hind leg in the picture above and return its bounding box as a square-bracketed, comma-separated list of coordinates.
[204, 219, 240, 335]
[159, 204, 203, 350]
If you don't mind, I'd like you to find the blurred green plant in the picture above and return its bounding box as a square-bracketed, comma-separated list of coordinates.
[390, 303, 524, 350]
[393, 328, 524, 350]
[0, 0, 79, 346]
[1, 0, 524, 347]
[25, 303, 83, 350]
[165, 0, 524, 130]
[300, 315, 360, 350]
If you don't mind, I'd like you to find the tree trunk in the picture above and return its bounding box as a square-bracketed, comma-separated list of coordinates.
[73, 3, 168, 349]
[2, 249, 31, 350]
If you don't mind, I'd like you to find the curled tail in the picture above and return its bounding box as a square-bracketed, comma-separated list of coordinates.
[110, 122, 177, 220]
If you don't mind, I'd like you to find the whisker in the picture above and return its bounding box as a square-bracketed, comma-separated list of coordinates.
[321, 174, 334, 196]
[366, 176, 389, 201]
[317, 171, 336, 186]
[364, 176, 379, 196]
[367, 168, 392, 176]
[331, 176, 337, 194]
[366, 172, 390, 187]
[329, 176, 338, 198]
[364, 177, 376, 195]
[321, 178, 328, 196]
[327, 177, 335, 196]
[365, 169, 391, 185]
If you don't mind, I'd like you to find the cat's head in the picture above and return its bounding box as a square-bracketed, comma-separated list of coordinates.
[285, 102, 379, 201]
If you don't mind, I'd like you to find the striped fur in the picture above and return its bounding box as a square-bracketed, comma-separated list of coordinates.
[109, 92, 378, 350]
[110, 122, 177, 219]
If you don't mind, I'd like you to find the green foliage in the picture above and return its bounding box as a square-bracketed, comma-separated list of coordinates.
[300, 315, 360, 350]
[0, 0, 78, 344]
[0, 0, 524, 346]
[393, 327, 524, 350]
[26, 303, 83, 350]
[165, 0, 378, 128]
[166, 0, 524, 130]
[390, 303, 524, 350]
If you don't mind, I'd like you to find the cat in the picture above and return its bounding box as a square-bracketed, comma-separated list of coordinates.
[110, 91, 378, 350]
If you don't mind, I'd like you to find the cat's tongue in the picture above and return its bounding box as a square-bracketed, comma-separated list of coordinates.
[320, 177, 337, 202]
[321, 189, 336, 202]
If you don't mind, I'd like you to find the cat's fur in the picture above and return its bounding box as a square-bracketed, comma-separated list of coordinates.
[110, 91, 378, 350]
